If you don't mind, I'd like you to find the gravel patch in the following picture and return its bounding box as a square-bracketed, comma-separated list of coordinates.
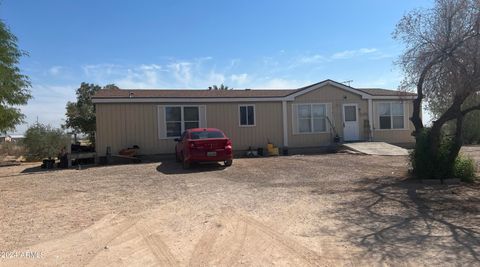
[0, 149, 479, 266]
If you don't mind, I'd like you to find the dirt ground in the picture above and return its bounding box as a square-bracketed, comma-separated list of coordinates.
[0, 147, 479, 266]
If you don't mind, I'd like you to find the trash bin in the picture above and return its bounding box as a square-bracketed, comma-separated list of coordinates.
[42, 159, 55, 169]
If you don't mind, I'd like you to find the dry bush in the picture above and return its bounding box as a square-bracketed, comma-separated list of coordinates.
[0, 142, 26, 158]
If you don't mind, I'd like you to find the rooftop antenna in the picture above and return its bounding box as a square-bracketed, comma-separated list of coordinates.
[342, 80, 353, 87]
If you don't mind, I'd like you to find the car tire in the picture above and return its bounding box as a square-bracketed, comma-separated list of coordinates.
[182, 158, 190, 169]
[224, 159, 233, 167]
[175, 149, 181, 162]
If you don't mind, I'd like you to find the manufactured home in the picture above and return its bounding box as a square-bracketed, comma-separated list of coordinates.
[92, 79, 416, 156]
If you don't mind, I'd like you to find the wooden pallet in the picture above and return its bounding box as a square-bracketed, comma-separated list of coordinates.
[67, 152, 97, 168]
[112, 154, 142, 163]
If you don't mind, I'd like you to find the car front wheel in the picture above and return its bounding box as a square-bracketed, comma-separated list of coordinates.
[182, 158, 190, 169]
[175, 149, 181, 162]
[224, 159, 233, 167]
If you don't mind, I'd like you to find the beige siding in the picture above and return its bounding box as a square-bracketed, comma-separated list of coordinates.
[371, 100, 415, 143]
[95, 85, 416, 156]
[95, 102, 283, 156]
[206, 103, 283, 150]
[96, 103, 167, 156]
[288, 84, 369, 147]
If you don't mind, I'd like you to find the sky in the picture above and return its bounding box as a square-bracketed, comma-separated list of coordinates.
[2, 0, 433, 134]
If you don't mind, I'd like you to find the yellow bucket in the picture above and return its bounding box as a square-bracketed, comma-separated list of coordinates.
[267, 143, 274, 150]
[268, 147, 279, 156]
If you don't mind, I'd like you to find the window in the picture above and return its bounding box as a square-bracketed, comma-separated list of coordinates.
[344, 106, 357, 122]
[165, 106, 200, 137]
[190, 130, 225, 139]
[297, 104, 327, 133]
[184, 107, 199, 130]
[378, 102, 404, 129]
[239, 105, 255, 126]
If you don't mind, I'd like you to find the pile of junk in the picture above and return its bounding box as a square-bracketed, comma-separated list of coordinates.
[245, 141, 285, 157]
[42, 142, 95, 169]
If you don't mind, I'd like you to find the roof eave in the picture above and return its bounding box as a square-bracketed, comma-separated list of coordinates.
[92, 96, 294, 103]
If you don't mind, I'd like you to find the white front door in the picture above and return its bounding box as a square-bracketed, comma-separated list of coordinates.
[343, 104, 359, 141]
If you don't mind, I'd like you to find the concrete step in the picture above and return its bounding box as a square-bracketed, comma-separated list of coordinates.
[342, 142, 409, 156]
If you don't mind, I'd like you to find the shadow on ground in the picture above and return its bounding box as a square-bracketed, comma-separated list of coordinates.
[156, 160, 226, 175]
[20, 164, 65, 174]
[322, 177, 480, 265]
[19, 164, 104, 174]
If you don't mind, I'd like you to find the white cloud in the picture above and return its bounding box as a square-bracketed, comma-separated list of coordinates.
[353, 71, 402, 88]
[15, 84, 77, 134]
[298, 54, 326, 64]
[331, 48, 378, 59]
[48, 66, 63, 76]
[115, 70, 159, 89]
[230, 73, 249, 85]
[168, 62, 193, 86]
[16, 48, 405, 134]
[206, 71, 225, 86]
[139, 64, 163, 71]
[293, 48, 382, 68]
[82, 63, 120, 82]
[358, 48, 378, 54]
[252, 78, 308, 89]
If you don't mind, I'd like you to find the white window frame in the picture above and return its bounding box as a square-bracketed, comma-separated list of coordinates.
[296, 103, 328, 134]
[164, 105, 201, 138]
[238, 104, 256, 127]
[376, 101, 406, 131]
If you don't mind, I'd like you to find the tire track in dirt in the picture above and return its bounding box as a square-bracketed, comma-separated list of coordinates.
[83, 214, 140, 266]
[188, 213, 321, 266]
[135, 223, 178, 266]
[242, 216, 321, 266]
[188, 221, 221, 266]
[222, 219, 248, 266]
[204, 216, 249, 266]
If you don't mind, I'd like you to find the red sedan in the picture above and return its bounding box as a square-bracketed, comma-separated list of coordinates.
[174, 128, 233, 169]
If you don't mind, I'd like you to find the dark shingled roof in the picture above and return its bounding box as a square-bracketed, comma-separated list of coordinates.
[93, 88, 300, 98]
[357, 88, 417, 96]
[92, 82, 417, 99]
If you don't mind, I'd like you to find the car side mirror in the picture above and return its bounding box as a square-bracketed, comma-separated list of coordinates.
[174, 138, 181, 142]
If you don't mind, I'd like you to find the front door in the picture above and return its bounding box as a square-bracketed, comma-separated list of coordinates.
[343, 104, 359, 141]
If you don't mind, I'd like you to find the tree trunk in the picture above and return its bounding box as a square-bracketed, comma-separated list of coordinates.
[428, 94, 467, 153]
[411, 75, 426, 135]
[420, 94, 467, 180]
[446, 115, 465, 177]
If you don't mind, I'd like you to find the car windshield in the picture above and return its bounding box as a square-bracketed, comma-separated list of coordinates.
[190, 131, 225, 139]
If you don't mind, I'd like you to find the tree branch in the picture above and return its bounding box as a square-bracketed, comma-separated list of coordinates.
[461, 103, 480, 115]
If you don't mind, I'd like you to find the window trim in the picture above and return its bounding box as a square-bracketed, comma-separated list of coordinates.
[376, 101, 407, 131]
[294, 103, 329, 134]
[238, 104, 256, 127]
[164, 105, 201, 138]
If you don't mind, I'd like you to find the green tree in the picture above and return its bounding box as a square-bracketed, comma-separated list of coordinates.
[462, 110, 480, 144]
[23, 123, 70, 160]
[103, 84, 120, 90]
[0, 19, 31, 132]
[395, 0, 480, 179]
[64, 83, 118, 143]
[208, 84, 231, 90]
[430, 93, 480, 144]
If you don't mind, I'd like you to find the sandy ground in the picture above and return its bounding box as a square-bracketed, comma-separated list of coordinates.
[0, 147, 479, 266]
